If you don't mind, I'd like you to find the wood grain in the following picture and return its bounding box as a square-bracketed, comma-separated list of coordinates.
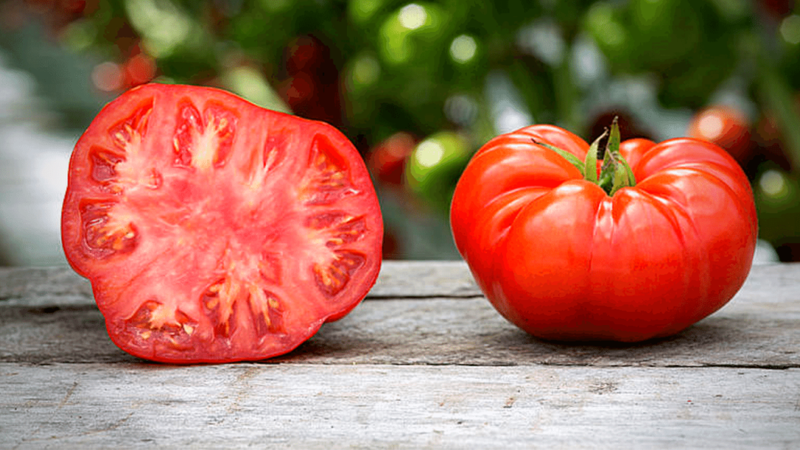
[1, 363, 798, 449]
[2, 260, 798, 302]
[0, 261, 482, 306]
[1, 262, 799, 448]
[1, 263, 798, 367]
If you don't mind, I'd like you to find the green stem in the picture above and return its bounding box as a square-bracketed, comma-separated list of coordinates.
[584, 129, 607, 183]
[597, 117, 634, 195]
[540, 117, 635, 195]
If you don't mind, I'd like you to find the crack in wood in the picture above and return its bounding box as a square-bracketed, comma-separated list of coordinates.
[57, 381, 79, 410]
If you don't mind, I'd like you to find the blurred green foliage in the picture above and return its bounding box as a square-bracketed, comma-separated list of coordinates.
[2, 0, 800, 260]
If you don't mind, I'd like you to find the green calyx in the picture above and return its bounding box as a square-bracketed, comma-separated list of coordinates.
[534, 117, 635, 196]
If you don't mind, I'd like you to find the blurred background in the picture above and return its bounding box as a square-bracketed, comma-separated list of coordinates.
[0, 0, 798, 265]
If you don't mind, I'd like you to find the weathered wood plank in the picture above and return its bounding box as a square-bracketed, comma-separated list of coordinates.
[2, 296, 798, 368]
[0, 261, 481, 306]
[281, 296, 800, 368]
[0, 266, 93, 306]
[1, 264, 799, 367]
[1, 261, 798, 303]
[369, 260, 481, 297]
[1, 363, 798, 449]
[1, 262, 798, 448]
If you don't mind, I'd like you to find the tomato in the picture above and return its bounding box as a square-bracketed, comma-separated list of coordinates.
[284, 35, 329, 76]
[760, 0, 793, 17]
[61, 84, 383, 363]
[687, 105, 753, 164]
[367, 131, 417, 187]
[279, 35, 343, 127]
[123, 53, 157, 88]
[450, 123, 757, 342]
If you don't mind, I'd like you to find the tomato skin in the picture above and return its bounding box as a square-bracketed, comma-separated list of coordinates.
[450, 125, 757, 342]
[619, 138, 656, 170]
[61, 84, 382, 363]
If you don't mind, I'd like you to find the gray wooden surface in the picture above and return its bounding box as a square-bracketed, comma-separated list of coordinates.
[1, 261, 799, 448]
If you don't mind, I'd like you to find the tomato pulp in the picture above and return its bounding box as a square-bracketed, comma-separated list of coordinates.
[450, 124, 757, 342]
[61, 84, 383, 363]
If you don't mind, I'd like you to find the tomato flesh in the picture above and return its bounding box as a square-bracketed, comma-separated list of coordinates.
[62, 84, 382, 363]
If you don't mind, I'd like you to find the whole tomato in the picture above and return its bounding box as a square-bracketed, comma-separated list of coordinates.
[450, 123, 757, 342]
[687, 106, 753, 164]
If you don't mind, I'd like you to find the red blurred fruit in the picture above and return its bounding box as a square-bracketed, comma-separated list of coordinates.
[367, 132, 417, 186]
[687, 106, 753, 163]
[278, 35, 342, 127]
[280, 72, 317, 107]
[285, 35, 328, 75]
[760, 0, 794, 18]
[123, 53, 157, 87]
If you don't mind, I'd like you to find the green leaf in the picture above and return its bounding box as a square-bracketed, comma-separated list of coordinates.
[609, 159, 633, 196]
[598, 157, 615, 193]
[584, 130, 607, 184]
[532, 139, 585, 174]
[607, 115, 621, 156]
[622, 158, 636, 186]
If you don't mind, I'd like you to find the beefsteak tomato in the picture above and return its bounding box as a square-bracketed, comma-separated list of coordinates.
[61, 84, 383, 363]
[450, 123, 757, 342]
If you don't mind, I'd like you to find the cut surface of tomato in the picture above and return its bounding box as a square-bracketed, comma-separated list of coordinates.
[61, 84, 383, 363]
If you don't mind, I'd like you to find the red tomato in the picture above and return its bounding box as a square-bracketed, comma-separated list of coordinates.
[450, 124, 757, 342]
[123, 53, 157, 87]
[61, 84, 383, 363]
[279, 35, 343, 127]
[367, 131, 417, 186]
[687, 106, 752, 163]
[760, 0, 793, 17]
[285, 35, 329, 75]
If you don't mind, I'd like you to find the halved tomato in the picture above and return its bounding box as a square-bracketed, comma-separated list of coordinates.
[61, 84, 383, 363]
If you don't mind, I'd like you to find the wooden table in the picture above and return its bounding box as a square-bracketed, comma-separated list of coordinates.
[2, 261, 799, 448]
